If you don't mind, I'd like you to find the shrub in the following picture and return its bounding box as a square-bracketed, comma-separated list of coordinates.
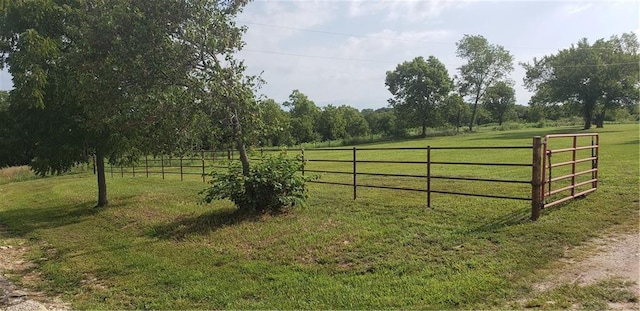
[201, 153, 315, 213]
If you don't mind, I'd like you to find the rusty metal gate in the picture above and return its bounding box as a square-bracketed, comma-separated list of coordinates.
[541, 133, 599, 209]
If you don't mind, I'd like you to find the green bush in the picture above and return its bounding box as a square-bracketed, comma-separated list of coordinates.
[201, 153, 314, 213]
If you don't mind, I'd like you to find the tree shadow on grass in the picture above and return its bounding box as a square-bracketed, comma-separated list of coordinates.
[149, 208, 264, 240]
[0, 198, 133, 238]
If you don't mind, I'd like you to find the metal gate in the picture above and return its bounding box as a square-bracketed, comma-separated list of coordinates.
[542, 133, 599, 208]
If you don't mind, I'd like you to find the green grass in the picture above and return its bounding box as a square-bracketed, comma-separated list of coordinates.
[0, 124, 638, 309]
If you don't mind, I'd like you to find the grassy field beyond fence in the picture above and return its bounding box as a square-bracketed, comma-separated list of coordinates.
[0, 124, 638, 309]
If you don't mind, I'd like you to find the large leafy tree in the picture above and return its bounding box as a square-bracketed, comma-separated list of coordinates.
[482, 81, 515, 125]
[316, 104, 346, 141]
[284, 90, 320, 144]
[522, 33, 639, 129]
[455, 34, 514, 131]
[257, 98, 292, 147]
[385, 56, 452, 138]
[338, 105, 369, 138]
[442, 93, 470, 133]
[361, 107, 396, 136]
[177, 0, 258, 176]
[0, 0, 247, 207]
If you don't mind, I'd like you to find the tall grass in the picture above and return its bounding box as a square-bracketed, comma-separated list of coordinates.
[0, 165, 38, 185]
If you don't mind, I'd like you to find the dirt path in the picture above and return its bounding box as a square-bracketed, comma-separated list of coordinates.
[0, 227, 68, 311]
[526, 232, 640, 310]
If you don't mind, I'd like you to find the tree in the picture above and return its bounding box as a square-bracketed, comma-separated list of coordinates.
[257, 98, 292, 146]
[482, 81, 515, 125]
[362, 107, 396, 136]
[442, 93, 470, 133]
[0, 90, 31, 167]
[316, 104, 346, 141]
[455, 34, 514, 131]
[0, 0, 246, 207]
[522, 33, 639, 129]
[385, 56, 452, 138]
[338, 105, 369, 138]
[284, 90, 320, 144]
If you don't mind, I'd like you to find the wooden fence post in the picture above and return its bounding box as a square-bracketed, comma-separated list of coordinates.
[353, 147, 357, 200]
[427, 146, 431, 209]
[531, 136, 543, 221]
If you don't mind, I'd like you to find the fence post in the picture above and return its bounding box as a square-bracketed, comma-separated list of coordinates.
[301, 148, 305, 176]
[161, 155, 165, 180]
[145, 155, 149, 178]
[531, 136, 543, 221]
[201, 150, 205, 183]
[427, 146, 431, 209]
[353, 147, 357, 200]
[180, 157, 183, 181]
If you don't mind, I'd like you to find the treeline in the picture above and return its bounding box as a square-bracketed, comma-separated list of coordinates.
[253, 88, 638, 148]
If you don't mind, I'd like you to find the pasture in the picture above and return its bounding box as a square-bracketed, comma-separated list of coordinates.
[0, 124, 638, 309]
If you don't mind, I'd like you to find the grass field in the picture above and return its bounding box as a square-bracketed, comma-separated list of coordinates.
[0, 124, 638, 309]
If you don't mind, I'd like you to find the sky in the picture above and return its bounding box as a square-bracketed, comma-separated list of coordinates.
[234, 0, 639, 110]
[0, 0, 637, 111]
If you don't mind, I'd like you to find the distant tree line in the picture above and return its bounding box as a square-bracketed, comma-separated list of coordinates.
[0, 0, 637, 211]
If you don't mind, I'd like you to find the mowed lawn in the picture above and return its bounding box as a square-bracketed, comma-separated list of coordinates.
[0, 124, 637, 309]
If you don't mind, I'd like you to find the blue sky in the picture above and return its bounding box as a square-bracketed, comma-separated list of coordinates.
[0, 0, 637, 110]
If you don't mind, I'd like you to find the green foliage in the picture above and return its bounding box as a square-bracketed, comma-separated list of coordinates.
[284, 90, 321, 144]
[456, 34, 514, 131]
[201, 153, 314, 213]
[522, 32, 639, 129]
[385, 56, 453, 137]
[482, 81, 516, 125]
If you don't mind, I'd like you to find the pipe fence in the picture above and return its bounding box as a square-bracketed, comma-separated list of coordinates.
[101, 135, 599, 220]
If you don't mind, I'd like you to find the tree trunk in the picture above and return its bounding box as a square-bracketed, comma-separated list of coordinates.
[583, 99, 594, 130]
[421, 121, 427, 138]
[95, 150, 108, 207]
[595, 112, 605, 128]
[596, 108, 607, 129]
[236, 138, 250, 177]
[468, 97, 479, 132]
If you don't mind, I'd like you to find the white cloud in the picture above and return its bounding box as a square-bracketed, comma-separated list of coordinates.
[563, 3, 594, 15]
[349, 0, 474, 21]
[239, 1, 337, 49]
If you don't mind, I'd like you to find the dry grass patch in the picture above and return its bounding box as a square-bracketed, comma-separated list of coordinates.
[0, 166, 37, 185]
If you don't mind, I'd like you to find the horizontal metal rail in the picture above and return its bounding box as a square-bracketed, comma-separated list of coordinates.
[430, 161, 532, 167]
[549, 169, 597, 183]
[544, 188, 597, 209]
[545, 179, 598, 196]
[266, 146, 532, 151]
[548, 145, 598, 154]
[548, 157, 597, 168]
